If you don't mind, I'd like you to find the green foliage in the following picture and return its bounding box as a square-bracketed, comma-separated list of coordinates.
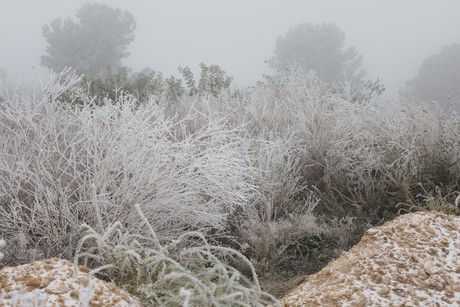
[81, 66, 184, 103]
[76, 204, 279, 306]
[405, 44, 460, 106]
[268, 23, 365, 83]
[179, 63, 233, 97]
[41, 3, 136, 76]
[80, 63, 233, 104]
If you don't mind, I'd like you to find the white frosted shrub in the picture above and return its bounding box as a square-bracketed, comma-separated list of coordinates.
[195, 71, 459, 278]
[0, 71, 259, 262]
[231, 71, 459, 214]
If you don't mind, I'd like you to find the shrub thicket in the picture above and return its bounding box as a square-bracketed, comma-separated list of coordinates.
[0, 69, 458, 302]
[78, 63, 233, 105]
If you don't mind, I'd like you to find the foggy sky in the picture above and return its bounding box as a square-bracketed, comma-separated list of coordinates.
[1, 0, 460, 98]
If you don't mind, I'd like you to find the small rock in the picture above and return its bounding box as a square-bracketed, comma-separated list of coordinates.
[367, 228, 379, 235]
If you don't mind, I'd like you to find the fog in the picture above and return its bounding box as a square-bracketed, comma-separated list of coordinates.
[1, 0, 460, 98]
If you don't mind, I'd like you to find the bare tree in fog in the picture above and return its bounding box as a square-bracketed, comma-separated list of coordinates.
[41, 2, 136, 76]
[405, 44, 460, 108]
[268, 23, 365, 83]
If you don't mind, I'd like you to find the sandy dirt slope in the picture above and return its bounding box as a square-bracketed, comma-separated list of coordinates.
[281, 211, 460, 306]
[0, 258, 140, 306]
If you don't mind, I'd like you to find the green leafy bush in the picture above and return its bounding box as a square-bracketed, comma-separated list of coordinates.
[78, 63, 233, 106]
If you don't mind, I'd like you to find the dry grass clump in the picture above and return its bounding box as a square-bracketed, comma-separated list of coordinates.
[397, 186, 460, 215]
[75, 204, 279, 306]
[225, 137, 358, 275]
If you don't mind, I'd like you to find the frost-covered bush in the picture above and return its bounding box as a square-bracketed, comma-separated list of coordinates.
[0, 71, 257, 263]
[75, 204, 279, 306]
[218, 71, 459, 217]
[177, 70, 459, 279]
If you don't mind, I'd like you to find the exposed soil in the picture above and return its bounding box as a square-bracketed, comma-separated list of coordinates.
[0, 258, 140, 306]
[280, 211, 460, 306]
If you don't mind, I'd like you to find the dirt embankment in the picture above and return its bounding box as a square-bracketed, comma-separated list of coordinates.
[280, 211, 460, 306]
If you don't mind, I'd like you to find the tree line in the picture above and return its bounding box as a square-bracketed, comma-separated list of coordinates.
[1, 2, 458, 106]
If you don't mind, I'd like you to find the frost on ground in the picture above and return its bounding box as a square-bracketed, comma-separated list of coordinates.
[280, 211, 460, 306]
[0, 258, 140, 306]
